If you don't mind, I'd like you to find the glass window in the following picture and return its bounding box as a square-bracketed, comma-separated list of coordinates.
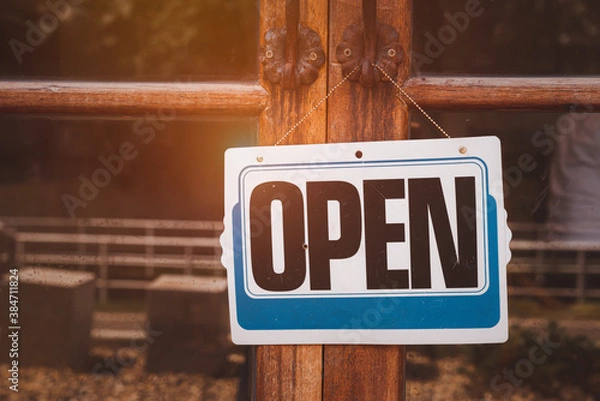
[0, 114, 255, 399]
[413, 0, 600, 75]
[408, 110, 600, 400]
[0, 114, 257, 218]
[410, 111, 559, 222]
[0, 0, 258, 81]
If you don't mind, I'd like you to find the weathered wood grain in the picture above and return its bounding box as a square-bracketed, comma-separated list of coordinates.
[327, 0, 411, 142]
[254, 0, 328, 399]
[323, 345, 406, 401]
[403, 77, 600, 110]
[0, 81, 268, 115]
[258, 0, 329, 146]
[254, 344, 323, 401]
[322, 1, 409, 400]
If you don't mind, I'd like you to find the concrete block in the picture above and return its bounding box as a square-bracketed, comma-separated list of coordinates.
[0, 267, 96, 369]
[146, 275, 230, 374]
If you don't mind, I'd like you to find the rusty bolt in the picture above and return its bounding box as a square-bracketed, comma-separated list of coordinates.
[343, 48, 352, 57]
[387, 48, 397, 58]
[265, 49, 274, 59]
[309, 52, 318, 61]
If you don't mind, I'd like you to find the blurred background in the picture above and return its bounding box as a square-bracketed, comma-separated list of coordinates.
[0, 0, 599, 400]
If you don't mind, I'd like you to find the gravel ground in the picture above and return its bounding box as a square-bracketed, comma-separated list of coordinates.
[1, 343, 596, 400]
[0, 346, 242, 401]
[406, 352, 597, 401]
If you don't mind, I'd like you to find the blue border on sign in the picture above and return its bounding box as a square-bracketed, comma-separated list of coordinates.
[231, 157, 502, 330]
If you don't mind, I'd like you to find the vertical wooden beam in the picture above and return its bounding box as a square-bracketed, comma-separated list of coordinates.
[254, 344, 323, 401]
[323, 346, 406, 401]
[254, 0, 328, 399]
[259, 0, 329, 146]
[323, 1, 412, 400]
[255, 0, 412, 399]
[327, 0, 411, 142]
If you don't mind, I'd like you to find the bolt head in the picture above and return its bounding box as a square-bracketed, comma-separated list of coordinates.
[265, 49, 274, 59]
[387, 48, 397, 58]
[343, 48, 352, 57]
[309, 52, 318, 61]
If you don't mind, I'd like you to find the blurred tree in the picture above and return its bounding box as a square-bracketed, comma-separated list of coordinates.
[0, 0, 258, 80]
[413, 0, 600, 75]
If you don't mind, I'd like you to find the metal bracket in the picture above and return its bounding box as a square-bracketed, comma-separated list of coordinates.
[260, 0, 325, 90]
[336, 0, 404, 87]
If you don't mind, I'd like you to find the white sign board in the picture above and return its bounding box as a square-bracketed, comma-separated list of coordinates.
[221, 137, 510, 345]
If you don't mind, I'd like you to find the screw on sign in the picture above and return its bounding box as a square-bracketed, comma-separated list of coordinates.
[221, 137, 511, 345]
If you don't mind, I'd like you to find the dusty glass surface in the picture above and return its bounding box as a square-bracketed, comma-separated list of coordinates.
[411, 111, 560, 222]
[0, 115, 255, 399]
[413, 0, 600, 75]
[408, 111, 600, 400]
[0, 0, 258, 81]
[0, 115, 256, 219]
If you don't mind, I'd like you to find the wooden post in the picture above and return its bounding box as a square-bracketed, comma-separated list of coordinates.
[254, 0, 410, 399]
[323, 1, 411, 400]
[254, 0, 328, 399]
[258, 0, 329, 146]
[328, 0, 411, 143]
[323, 346, 406, 400]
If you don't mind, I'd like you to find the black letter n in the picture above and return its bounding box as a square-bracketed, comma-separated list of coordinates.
[409, 177, 478, 289]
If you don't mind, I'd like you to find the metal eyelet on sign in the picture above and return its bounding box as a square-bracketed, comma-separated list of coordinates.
[459, 146, 467, 154]
[257, 155, 264, 162]
[355, 150, 363, 159]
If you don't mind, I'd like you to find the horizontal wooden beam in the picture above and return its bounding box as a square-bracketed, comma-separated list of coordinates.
[4, 77, 599, 116]
[0, 81, 269, 116]
[403, 77, 600, 110]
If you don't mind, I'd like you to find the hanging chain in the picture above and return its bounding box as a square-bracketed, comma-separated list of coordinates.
[273, 63, 451, 145]
[275, 65, 360, 146]
[373, 63, 451, 139]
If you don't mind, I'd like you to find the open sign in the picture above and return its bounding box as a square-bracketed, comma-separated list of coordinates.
[221, 137, 510, 345]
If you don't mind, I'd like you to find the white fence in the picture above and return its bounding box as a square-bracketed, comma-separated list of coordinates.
[2, 218, 599, 302]
[509, 222, 600, 301]
[0, 217, 223, 303]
